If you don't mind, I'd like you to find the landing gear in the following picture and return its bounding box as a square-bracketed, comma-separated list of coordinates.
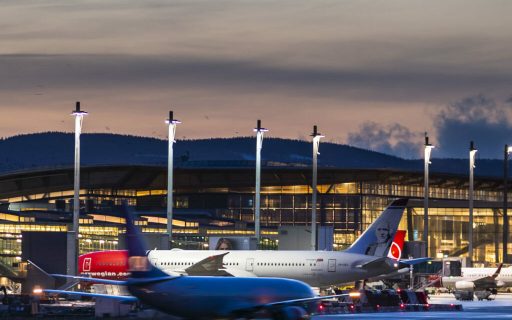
[475, 290, 496, 301]
[453, 290, 474, 301]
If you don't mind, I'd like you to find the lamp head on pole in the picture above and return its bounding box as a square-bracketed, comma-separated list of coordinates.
[253, 119, 268, 133]
[165, 110, 181, 125]
[470, 141, 476, 151]
[71, 101, 88, 116]
[311, 125, 325, 139]
[311, 125, 325, 155]
[424, 133, 434, 164]
[424, 133, 434, 148]
[470, 141, 478, 168]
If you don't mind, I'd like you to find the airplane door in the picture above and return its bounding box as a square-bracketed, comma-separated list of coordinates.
[246, 258, 254, 272]
[83, 258, 92, 272]
[328, 259, 336, 272]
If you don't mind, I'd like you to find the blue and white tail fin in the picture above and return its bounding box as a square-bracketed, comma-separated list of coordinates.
[345, 198, 407, 257]
[122, 203, 168, 279]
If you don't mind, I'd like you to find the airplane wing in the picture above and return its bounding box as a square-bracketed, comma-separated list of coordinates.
[262, 293, 357, 307]
[356, 257, 387, 270]
[43, 289, 138, 302]
[220, 268, 257, 277]
[472, 263, 503, 288]
[182, 252, 257, 277]
[230, 293, 357, 318]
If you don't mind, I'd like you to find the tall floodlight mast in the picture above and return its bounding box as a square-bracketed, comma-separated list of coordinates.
[166, 111, 181, 249]
[468, 141, 477, 266]
[71, 101, 87, 275]
[254, 120, 268, 245]
[504, 145, 512, 263]
[423, 134, 434, 257]
[311, 125, 324, 251]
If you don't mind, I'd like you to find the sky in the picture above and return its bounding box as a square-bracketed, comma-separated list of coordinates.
[1, 0, 512, 159]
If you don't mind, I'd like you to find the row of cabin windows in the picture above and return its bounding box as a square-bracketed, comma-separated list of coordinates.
[157, 261, 315, 267]
[98, 262, 125, 266]
[159, 261, 240, 266]
[256, 262, 312, 267]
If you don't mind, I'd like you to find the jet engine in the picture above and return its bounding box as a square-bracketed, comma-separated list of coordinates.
[455, 281, 475, 290]
[496, 280, 505, 288]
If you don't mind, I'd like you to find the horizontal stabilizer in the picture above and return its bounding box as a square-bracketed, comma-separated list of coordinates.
[50, 274, 127, 286]
[399, 257, 432, 266]
[43, 289, 138, 302]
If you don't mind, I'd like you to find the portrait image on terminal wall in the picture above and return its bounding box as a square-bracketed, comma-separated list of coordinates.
[215, 238, 233, 250]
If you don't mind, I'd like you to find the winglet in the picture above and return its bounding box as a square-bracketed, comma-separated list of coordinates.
[492, 263, 503, 279]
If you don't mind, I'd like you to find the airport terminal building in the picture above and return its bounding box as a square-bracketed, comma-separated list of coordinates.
[0, 133, 510, 275]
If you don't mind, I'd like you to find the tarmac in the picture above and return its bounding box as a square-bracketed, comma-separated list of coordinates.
[313, 293, 512, 319]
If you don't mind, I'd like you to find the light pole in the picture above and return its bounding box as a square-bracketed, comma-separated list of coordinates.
[504, 145, 512, 263]
[254, 120, 268, 245]
[166, 111, 180, 249]
[468, 141, 477, 266]
[423, 134, 434, 257]
[71, 101, 87, 275]
[311, 125, 324, 251]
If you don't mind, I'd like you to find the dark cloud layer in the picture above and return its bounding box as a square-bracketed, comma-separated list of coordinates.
[347, 122, 422, 159]
[2, 54, 511, 104]
[433, 95, 512, 159]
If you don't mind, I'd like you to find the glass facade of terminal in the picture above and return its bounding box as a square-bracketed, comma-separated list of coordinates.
[0, 179, 509, 275]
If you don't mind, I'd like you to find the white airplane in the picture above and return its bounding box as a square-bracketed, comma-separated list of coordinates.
[148, 198, 427, 287]
[441, 263, 512, 293]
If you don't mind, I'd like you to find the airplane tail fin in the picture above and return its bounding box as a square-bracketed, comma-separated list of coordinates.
[344, 198, 407, 257]
[122, 202, 168, 279]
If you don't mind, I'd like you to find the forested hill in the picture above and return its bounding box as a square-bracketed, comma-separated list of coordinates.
[0, 132, 504, 178]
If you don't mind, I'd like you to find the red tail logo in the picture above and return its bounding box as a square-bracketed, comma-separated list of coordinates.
[387, 230, 406, 260]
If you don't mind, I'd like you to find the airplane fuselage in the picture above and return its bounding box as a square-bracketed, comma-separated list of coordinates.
[128, 276, 315, 319]
[148, 249, 397, 287]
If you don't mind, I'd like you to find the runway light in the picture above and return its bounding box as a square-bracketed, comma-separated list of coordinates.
[400, 303, 405, 309]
